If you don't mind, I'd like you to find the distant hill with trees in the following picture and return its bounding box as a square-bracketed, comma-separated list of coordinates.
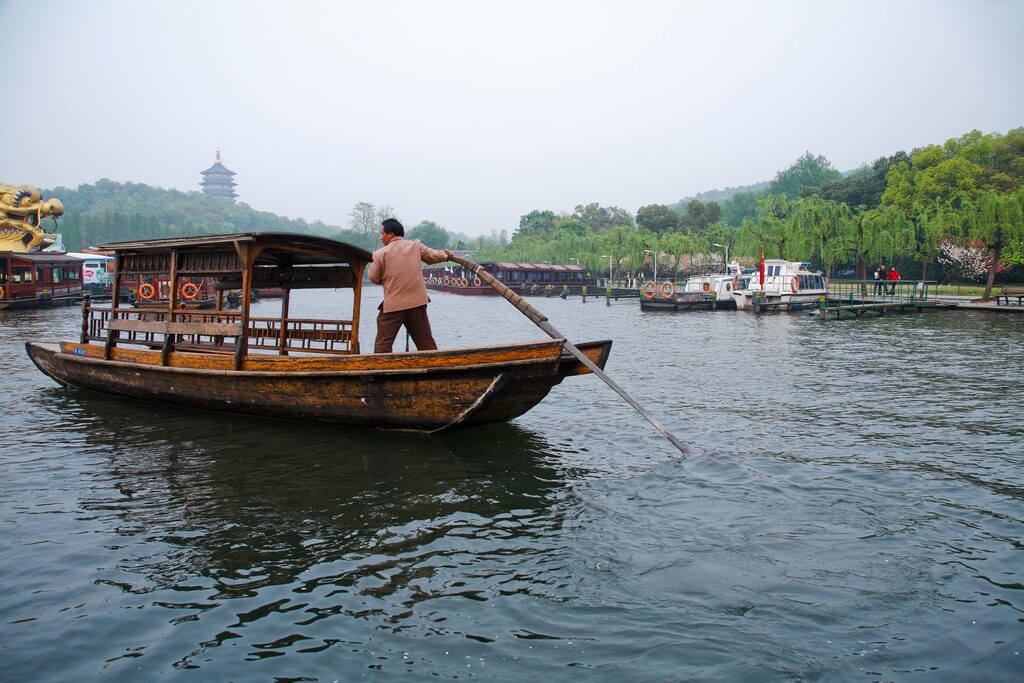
[43, 179, 338, 251]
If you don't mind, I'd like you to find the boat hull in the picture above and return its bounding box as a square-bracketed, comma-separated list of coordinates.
[26, 339, 611, 432]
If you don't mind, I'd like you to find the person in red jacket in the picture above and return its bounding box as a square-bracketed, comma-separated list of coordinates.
[368, 218, 452, 353]
[887, 266, 901, 294]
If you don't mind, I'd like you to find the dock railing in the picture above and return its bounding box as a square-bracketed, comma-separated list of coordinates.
[819, 280, 938, 319]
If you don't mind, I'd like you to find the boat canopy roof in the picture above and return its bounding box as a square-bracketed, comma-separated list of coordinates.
[0, 251, 85, 265]
[98, 232, 372, 269]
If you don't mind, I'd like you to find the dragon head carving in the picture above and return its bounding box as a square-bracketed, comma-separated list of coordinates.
[1, 183, 64, 252]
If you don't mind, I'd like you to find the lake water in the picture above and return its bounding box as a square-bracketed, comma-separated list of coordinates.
[2, 289, 1022, 681]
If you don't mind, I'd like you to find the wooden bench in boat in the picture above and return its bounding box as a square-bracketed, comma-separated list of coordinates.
[995, 285, 1024, 305]
[105, 317, 244, 363]
[107, 318, 244, 338]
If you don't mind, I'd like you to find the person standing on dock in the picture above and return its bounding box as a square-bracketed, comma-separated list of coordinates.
[887, 266, 901, 294]
[369, 218, 453, 353]
[874, 264, 887, 295]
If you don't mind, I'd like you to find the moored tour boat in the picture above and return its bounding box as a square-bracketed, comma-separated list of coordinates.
[733, 259, 827, 310]
[0, 251, 84, 310]
[423, 261, 595, 296]
[26, 233, 612, 432]
[641, 263, 748, 311]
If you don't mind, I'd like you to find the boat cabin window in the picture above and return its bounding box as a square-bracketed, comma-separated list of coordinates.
[768, 265, 781, 277]
[13, 266, 32, 283]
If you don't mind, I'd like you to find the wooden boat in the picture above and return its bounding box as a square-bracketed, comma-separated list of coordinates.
[26, 232, 612, 432]
[0, 250, 84, 310]
[423, 261, 596, 296]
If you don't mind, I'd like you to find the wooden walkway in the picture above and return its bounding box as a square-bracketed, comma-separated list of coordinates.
[816, 280, 937, 320]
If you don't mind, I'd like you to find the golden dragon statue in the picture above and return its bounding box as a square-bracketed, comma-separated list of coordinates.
[1, 183, 64, 252]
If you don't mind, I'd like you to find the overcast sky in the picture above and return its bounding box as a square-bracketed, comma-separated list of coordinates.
[2, 0, 1021, 237]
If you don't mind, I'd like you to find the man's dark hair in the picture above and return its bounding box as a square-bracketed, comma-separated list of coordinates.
[382, 218, 404, 237]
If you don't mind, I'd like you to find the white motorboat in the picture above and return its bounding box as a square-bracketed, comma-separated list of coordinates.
[733, 259, 827, 310]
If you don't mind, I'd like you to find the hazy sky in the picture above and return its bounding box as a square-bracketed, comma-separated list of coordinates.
[2, 0, 1021, 237]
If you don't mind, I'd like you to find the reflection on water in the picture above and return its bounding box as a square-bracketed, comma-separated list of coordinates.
[2, 297, 1023, 680]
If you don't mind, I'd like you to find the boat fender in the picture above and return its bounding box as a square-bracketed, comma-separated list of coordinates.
[791, 276, 799, 293]
[181, 282, 200, 300]
[660, 281, 675, 299]
[641, 281, 657, 300]
[139, 283, 156, 300]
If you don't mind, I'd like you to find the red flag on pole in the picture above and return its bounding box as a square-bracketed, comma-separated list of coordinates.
[758, 246, 765, 290]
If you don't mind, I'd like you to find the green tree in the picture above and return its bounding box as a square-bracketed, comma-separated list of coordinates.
[768, 151, 843, 200]
[515, 210, 559, 239]
[680, 199, 722, 234]
[636, 204, 678, 235]
[571, 203, 633, 232]
[964, 189, 1024, 300]
[407, 220, 449, 249]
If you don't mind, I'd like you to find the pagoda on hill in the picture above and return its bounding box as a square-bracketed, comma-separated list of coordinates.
[199, 148, 238, 202]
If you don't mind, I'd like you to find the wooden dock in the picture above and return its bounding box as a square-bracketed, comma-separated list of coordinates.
[815, 280, 937, 320]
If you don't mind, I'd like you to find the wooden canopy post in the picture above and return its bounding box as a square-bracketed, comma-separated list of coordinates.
[350, 262, 364, 354]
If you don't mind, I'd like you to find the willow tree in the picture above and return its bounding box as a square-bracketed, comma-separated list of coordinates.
[965, 189, 1024, 300]
[793, 196, 849, 276]
[659, 232, 696, 278]
[745, 194, 800, 259]
[837, 207, 885, 280]
[915, 199, 962, 281]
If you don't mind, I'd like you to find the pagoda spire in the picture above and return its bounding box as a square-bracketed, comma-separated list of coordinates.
[200, 147, 238, 202]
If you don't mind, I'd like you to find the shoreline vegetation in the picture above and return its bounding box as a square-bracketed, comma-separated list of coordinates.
[40, 127, 1024, 298]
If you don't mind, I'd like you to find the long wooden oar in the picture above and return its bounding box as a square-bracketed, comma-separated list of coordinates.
[446, 254, 688, 455]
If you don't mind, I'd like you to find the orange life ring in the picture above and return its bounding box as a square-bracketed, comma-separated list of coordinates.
[0, 285, 4, 299]
[660, 281, 675, 299]
[139, 283, 156, 300]
[642, 281, 657, 300]
[791, 276, 799, 293]
[473, 277, 481, 287]
[461, 277, 468, 287]
[181, 282, 200, 300]
[702, 282, 710, 292]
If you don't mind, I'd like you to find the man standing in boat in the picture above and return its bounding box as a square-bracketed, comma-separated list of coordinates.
[369, 218, 453, 353]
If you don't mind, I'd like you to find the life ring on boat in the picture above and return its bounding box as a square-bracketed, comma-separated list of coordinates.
[473, 277, 481, 287]
[0, 286, 4, 299]
[702, 282, 710, 292]
[139, 283, 156, 300]
[641, 281, 657, 300]
[461, 277, 468, 287]
[790, 276, 799, 293]
[181, 282, 200, 300]
[660, 281, 675, 299]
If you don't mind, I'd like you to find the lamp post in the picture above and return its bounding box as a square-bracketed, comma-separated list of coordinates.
[643, 249, 658, 283]
[568, 257, 579, 266]
[713, 243, 729, 270]
[601, 255, 613, 286]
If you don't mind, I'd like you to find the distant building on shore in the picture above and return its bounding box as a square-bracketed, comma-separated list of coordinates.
[199, 148, 238, 202]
